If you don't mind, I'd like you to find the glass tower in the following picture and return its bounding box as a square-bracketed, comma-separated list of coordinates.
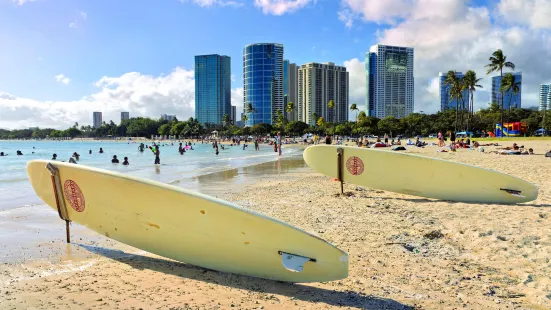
[539, 84, 551, 111]
[243, 43, 284, 126]
[365, 44, 414, 119]
[491, 73, 522, 110]
[195, 54, 231, 125]
[439, 72, 469, 111]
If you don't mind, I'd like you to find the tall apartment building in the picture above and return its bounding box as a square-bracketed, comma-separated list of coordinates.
[297, 62, 349, 125]
[93, 112, 102, 128]
[121, 112, 130, 122]
[365, 44, 414, 119]
[161, 114, 176, 121]
[540, 84, 551, 111]
[491, 72, 522, 109]
[195, 54, 231, 125]
[243, 43, 284, 125]
[283, 60, 298, 121]
[439, 72, 469, 111]
[230, 105, 236, 124]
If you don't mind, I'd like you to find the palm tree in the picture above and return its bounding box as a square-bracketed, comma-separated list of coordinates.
[245, 102, 256, 126]
[275, 110, 285, 132]
[222, 114, 230, 128]
[311, 112, 319, 126]
[443, 70, 465, 132]
[463, 70, 483, 132]
[485, 49, 515, 128]
[328, 100, 335, 123]
[500, 73, 521, 124]
[286, 101, 295, 121]
[241, 113, 248, 124]
[350, 103, 359, 122]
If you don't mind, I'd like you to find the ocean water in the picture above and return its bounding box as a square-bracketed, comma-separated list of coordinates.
[0, 140, 300, 211]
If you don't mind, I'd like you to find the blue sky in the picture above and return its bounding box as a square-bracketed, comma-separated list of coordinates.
[1, 0, 550, 129]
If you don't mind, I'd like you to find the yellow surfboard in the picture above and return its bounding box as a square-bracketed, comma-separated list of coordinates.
[26, 160, 348, 283]
[303, 145, 538, 204]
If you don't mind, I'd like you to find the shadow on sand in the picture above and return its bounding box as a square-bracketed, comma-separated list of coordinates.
[77, 244, 415, 310]
[374, 196, 551, 208]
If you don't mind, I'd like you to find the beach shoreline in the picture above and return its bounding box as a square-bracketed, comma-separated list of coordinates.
[1, 140, 550, 309]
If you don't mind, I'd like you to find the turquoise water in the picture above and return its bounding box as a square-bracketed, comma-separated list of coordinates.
[0, 140, 299, 211]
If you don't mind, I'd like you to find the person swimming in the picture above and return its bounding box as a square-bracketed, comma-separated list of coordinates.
[52, 153, 57, 160]
[99, 148, 104, 154]
[89, 150, 92, 154]
[111, 155, 119, 163]
[0, 152, 6, 156]
[122, 157, 129, 165]
[16, 150, 23, 155]
[73, 152, 80, 160]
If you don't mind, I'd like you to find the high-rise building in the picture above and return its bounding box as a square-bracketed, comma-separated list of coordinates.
[231, 105, 236, 124]
[195, 54, 231, 125]
[297, 62, 349, 125]
[491, 72, 522, 109]
[93, 112, 102, 128]
[365, 44, 414, 119]
[439, 72, 469, 111]
[540, 84, 551, 111]
[243, 43, 284, 126]
[121, 112, 130, 122]
[161, 114, 176, 121]
[283, 60, 298, 121]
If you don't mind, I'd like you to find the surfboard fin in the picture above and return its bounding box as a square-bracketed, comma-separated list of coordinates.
[278, 251, 315, 272]
[500, 188, 525, 198]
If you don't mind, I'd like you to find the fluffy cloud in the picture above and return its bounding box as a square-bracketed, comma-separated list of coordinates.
[54, 74, 70, 85]
[498, 0, 551, 29]
[0, 68, 244, 129]
[254, 0, 314, 15]
[340, 0, 551, 113]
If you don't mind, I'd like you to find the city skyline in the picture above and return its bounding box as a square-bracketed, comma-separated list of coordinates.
[540, 84, 551, 111]
[1, 0, 551, 129]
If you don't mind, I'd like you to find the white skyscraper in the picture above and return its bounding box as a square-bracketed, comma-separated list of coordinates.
[539, 84, 551, 111]
[298, 62, 349, 125]
[365, 44, 414, 119]
[121, 112, 130, 122]
[93, 112, 102, 128]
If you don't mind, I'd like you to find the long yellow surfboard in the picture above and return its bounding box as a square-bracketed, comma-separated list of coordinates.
[26, 160, 348, 282]
[303, 145, 538, 204]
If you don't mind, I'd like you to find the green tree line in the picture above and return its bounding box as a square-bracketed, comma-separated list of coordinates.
[1, 104, 549, 140]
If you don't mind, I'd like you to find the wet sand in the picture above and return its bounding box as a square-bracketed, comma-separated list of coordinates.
[1, 140, 551, 309]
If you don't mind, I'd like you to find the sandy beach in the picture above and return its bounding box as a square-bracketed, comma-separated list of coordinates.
[1, 139, 551, 309]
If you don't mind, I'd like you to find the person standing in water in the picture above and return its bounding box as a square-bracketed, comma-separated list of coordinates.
[154, 145, 160, 164]
[122, 157, 129, 165]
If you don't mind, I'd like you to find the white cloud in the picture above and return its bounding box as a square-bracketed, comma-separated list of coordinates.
[69, 22, 76, 28]
[54, 74, 70, 85]
[11, 0, 36, 5]
[498, 0, 551, 29]
[1, 68, 244, 129]
[254, 0, 314, 16]
[339, 0, 551, 113]
[80, 11, 87, 20]
[181, 0, 244, 7]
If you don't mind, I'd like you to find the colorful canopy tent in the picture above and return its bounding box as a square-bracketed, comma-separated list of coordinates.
[495, 122, 527, 137]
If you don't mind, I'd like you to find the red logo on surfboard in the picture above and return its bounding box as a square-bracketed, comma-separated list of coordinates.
[63, 180, 85, 212]
[346, 156, 364, 176]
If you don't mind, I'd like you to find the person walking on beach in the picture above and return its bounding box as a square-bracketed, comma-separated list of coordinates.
[277, 132, 282, 156]
[384, 134, 389, 145]
[449, 131, 456, 146]
[437, 131, 444, 147]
